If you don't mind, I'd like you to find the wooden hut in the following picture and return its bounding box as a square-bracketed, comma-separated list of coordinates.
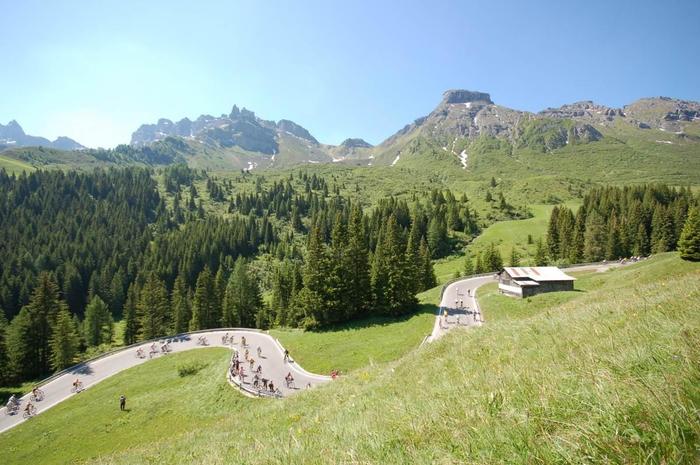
[497, 266, 575, 298]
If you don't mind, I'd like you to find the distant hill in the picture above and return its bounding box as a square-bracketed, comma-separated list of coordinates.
[0, 120, 84, 150]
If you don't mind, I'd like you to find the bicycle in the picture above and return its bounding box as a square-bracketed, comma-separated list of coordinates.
[22, 405, 37, 419]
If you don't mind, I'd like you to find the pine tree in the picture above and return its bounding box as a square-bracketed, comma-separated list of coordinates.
[427, 213, 449, 258]
[222, 257, 261, 327]
[557, 207, 575, 262]
[62, 264, 84, 316]
[463, 252, 475, 276]
[123, 282, 139, 344]
[382, 215, 416, 316]
[419, 236, 436, 289]
[190, 267, 215, 330]
[474, 252, 484, 274]
[371, 227, 390, 315]
[633, 223, 650, 257]
[49, 308, 78, 371]
[345, 205, 372, 319]
[214, 264, 226, 322]
[651, 205, 675, 253]
[298, 225, 329, 327]
[327, 214, 350, 323]
[509, 247, 521, 267]
[138, 272, 169, 339]
[405, 220, 422, 294]
[6, 308, 33, 381]
[604, 215, 623, 260]
[0, 311, 8, 385]
[482, 243, 503, 271]
[546, 206, 560, 260]
[171, 273, 191, 333]
[7, 273, 63, 379]
[678, 207, 700, 261]
[569, 207, 586, 263]
[534, 238, 548, 266]
[584, 210, 606, 261]
[83, 295, 112, 346]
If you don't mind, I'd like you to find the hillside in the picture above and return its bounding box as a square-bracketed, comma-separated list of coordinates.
[1, 254, 697, 464]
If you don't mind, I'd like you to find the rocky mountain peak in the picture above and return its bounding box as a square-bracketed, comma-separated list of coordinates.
[0, 120, 84, 150]
[340, 138, 373, 149]
[539, 101, 624, 122]
[277, 119, 318, 144]
[441, 90, 493, 105]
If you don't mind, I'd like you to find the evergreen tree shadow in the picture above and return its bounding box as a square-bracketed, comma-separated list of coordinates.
[67, 364, 94, 376]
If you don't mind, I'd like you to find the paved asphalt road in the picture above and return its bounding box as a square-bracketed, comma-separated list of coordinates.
[0, 329, 330, 434]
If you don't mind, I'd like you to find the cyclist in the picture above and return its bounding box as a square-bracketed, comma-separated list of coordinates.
[256, 346, 262, 358]
[283, 349, 290, 362]
[241, 336, 247, 347]
[73, 378, 82, 392]
[31, 387, 41, 400]
[24, 402, 34, 416]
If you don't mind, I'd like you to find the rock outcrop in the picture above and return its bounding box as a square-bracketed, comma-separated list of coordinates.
[340, 138, 372, 148]
[130, 106, 319, 155]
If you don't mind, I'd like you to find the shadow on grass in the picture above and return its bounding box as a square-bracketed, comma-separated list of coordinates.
[310, 303, 436, 334]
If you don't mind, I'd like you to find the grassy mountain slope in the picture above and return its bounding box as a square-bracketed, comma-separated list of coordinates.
[2, 254, 698, 464]
[0, 153, 34, 174]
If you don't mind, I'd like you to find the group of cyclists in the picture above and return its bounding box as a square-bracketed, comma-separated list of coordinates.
[5, 386, 44, 419]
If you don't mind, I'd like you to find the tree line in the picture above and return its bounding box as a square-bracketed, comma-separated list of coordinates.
[543, 185, 697, 264]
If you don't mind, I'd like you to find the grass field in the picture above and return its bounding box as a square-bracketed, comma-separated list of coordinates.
[271, 288, 439, 374]
[0, 154, 34, 174]
[468, 202, 580, 264]
[1, 253, 697, 464]
[431, 202, 579, 282]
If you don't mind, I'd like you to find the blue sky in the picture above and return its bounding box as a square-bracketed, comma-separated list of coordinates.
[1, 0, 699, 148]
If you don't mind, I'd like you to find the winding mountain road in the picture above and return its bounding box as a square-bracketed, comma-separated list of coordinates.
[0, 329, 330, 434]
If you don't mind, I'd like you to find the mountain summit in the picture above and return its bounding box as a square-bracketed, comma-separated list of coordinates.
[0, 120, 84, 150]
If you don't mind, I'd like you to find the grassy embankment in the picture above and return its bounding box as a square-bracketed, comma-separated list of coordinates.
[1, 253, 698, 464]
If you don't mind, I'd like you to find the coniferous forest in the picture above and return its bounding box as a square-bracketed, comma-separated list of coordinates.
[2, 164, 696, 387]
[543, 185, 697, 263]
[0, 166, 469, 384]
